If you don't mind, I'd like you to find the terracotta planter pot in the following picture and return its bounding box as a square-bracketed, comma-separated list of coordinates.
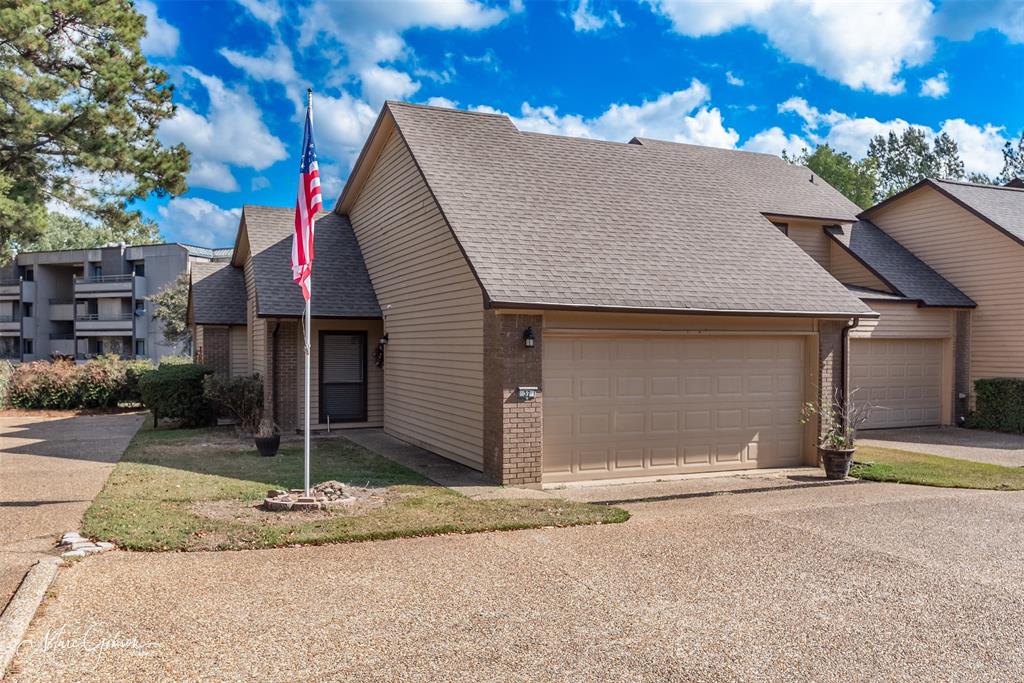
[254, 435, 280, 457]
[819, 446, 855, 480]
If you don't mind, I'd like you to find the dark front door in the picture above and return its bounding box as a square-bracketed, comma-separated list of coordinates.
[319, 331, 367, 423]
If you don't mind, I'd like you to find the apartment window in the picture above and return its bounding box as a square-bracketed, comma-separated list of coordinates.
[23, 268, 33, 282]
[92, 265, 103, 278]
[95, 340, 104, 355]
[772, 222, 789, 236]
[23, 339, 32, 355]
[135, 299, 146, 315]
[133, 262, 145, 276]
[135, 339, 145, 356]
[22, 302, 32, 318]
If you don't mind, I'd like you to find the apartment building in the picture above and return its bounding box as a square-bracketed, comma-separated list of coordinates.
[0, 242, 230, 362]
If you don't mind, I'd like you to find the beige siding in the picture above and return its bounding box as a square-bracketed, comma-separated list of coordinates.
[244, 256, 265, 377]
[348, 130, 484, 468]
[850, 302, 953, 339]
[229, 325, 248, 378]
[300, 318, 385, 430]
[543, 311, 817, 334]
[193, 325, 204, 361]
[870, 187, 1024, 384]
[828, 242, 891, 292]
[773, 217, 831, 270]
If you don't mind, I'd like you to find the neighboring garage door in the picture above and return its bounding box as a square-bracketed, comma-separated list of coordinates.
[850, 339, 942, 430]
[543, 335, 806, 483]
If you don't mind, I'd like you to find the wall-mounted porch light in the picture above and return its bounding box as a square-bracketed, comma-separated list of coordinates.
[523, 326, 535, 348]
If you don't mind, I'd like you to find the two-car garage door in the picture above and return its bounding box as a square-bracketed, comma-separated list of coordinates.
[543, 335, 807, 483]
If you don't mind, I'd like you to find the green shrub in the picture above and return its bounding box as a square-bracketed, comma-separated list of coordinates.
[966, 378, 1024, 434]
[203, 373, 263, 434]
[0, 360, 13, 408]
[10, 359, 84, 409]
[120, 358, 156, 404]
[139, 362, 213, 427]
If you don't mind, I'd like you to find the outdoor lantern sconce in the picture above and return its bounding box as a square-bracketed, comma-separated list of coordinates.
[523, 326, 536, 348]
[380, 333, 389, 345]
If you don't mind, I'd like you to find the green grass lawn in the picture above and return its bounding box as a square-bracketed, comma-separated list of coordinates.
[83, 425, 628, 551]
[851, 445, 1024, 490]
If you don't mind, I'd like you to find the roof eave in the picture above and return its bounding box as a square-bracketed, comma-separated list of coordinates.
[487, 300, 879, 320]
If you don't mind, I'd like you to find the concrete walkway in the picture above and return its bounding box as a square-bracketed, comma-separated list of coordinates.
[859, 426, 1024, 467]
[8, 479, 1024, 681]
[0, 412, 144, 613]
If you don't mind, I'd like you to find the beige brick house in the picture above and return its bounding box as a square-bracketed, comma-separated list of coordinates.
[190, 101, 986, 487]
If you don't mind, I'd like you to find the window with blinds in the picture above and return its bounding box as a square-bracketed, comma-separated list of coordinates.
[319, 332, 367, 423]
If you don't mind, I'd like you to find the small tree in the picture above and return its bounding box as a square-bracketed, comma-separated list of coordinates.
[785, 144, 878, 209]
[1000, 131, 1024, 185]
[867, 128, 968, 202]
[801, 387, 877, 450]
[148, 273, 190, 351]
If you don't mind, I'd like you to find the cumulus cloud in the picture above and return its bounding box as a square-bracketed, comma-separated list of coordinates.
[314, 91, 379, 164]
[157, 198, 241, 246]
[425, 96, 459, 108]
[158, 68, 287, 191]
[742, 126, 809, 157]
[359, 66, 421, 105]
[776, 96, 1010, 176]
[570, 0, 624, 32]
[725, 70, 744, 86]
[646, 0, 934, 94]
[236, 0, 284, 27]
[919, 72, 949, 98]
[137, 0, 179, 57]
[472, 80, 739, 148]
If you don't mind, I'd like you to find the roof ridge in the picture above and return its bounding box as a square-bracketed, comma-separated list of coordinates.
[933, 177, 1024, 193]
[632, 137, 786, 161]
[386, 100, 510, 121]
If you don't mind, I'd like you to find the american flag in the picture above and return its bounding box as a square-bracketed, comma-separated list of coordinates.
[292, 97, 322, 301]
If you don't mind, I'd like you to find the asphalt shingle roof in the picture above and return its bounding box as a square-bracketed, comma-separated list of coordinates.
[383, 102, 872, 317]
[190, 261, 246, 325]
[243, 206, 380, 318]
[931, 179, 1024, 244]
[826, 221, 974, 308]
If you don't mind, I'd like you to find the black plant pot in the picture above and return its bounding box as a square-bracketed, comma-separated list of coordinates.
[819, 447, 855, 480]
[254, 435, 280, 457]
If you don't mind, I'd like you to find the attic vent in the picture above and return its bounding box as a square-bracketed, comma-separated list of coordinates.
[809, 174, 815, 184]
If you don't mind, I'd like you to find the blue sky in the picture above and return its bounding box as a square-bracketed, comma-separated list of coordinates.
[136, 0, 1024, 247]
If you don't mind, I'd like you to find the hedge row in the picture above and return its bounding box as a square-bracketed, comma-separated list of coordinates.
[966, 378, 1024, 434]
[7, 356, 154, 410]
[138, 362, 214, 427]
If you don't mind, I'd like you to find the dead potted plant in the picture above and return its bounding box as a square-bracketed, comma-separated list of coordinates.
[801, 387, 875, 479]
[254, 417, 280, 457]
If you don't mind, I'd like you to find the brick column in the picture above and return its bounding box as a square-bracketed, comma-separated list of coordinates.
[817, 320, 846, 440]
[483, 311, 543, 487]
[264, 319, 300, 433]
[954, 310, 972, 421]
[201, 326, 230, 376]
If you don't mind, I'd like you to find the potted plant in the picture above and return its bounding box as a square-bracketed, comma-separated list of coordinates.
[801, 388, 875, 479]
[254, 418, 280, 457]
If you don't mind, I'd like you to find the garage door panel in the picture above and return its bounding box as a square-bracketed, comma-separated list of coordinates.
[543, 335, 806, 481]
[851, 338, 942, 430]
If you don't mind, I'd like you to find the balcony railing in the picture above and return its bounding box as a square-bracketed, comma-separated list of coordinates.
[0, 315, 16, 323]
[49, 333, 75, 340]
[75, 274, 133, 285]
[0, 279, 21, 287]
[49, 298, 74, 305]
[75, 313, 134, 322]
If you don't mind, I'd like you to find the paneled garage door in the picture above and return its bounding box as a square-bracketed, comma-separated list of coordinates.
[850, 339, 942, 430]
[543, 335, 806, 483]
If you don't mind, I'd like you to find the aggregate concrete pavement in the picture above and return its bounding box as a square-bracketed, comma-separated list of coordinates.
[9, 477, 1024, 682]
[859, 426, 1024, 467]
[0, 412, 144, 614]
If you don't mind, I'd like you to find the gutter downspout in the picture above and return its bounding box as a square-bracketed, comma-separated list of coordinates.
[839, 316, 860, 431]
[271, 321, 280, 428]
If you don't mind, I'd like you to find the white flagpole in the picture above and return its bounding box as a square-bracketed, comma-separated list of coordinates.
[303, 88, 313, 499]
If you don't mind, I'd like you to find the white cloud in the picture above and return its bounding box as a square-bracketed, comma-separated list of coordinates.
[251, 176, 271, 191]
[157, 198, 241, 246]
[646, 0, 934, 94]
[742, 126, 809, 157]
[509, 0, 525, 13]
[919, 72, 949, 98]
[473, 80, 740, 148]
[725, 70, 744, 86]
[158, 68, 287, 191]
[236, 0, 283, 27]
[777, 96, 1010, 176]
[314, 91, 379, 164]
[425, 96, 459, 108]
[933, 0, 1024, 43]
[571, 0, 624, 31]
[137, 0, 179, 57]
[359, 66, 421, 106]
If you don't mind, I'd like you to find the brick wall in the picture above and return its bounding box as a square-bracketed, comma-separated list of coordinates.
[482, 311, 543, 486]
[263, 319, 300, 433]
[954, 310, 972, 420]
[200, 326, 231, 377]
[818, 320, 846, 439]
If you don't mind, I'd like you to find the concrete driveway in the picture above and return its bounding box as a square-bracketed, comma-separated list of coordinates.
[859, 426, 1024, 467]
[0, 412, 144, 614]
[9, 476, 1024, 682]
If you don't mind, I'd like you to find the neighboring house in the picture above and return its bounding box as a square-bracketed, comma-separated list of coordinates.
[851, 179, 1024, 417]
[0, 242, 230, 363]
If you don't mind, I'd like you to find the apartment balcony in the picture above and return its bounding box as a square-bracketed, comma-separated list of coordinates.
[49, 334, 75, 357]
[0, 315, 19, 335]
[0, 279, 20, 301]
[75, 313, 133, 335]
[73, 274, 134, 297]
[49, 299, 75, 321]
